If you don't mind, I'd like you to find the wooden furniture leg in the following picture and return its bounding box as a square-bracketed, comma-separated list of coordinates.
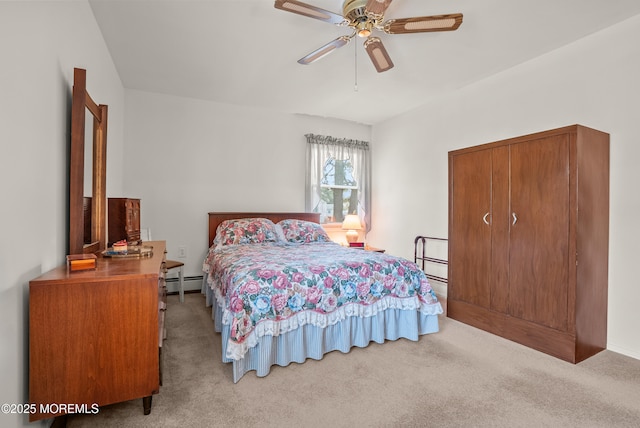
[143, 395, 152, 415]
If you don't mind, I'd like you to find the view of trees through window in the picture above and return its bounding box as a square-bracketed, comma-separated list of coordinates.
[320, 157, 358, 223]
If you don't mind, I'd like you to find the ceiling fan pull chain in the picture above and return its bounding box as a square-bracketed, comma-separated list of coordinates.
[354, 40, 358, 92]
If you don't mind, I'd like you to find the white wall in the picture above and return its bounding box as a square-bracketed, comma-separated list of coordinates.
[0, 2, 124, 427]
[369, 15, 640, 359]
[123, 90, 371, 279]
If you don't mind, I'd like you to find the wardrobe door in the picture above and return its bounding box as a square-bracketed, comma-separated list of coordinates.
[449, 149, 492, 309]
[508, 134, 570, 331]
[489, 146, 511, 313]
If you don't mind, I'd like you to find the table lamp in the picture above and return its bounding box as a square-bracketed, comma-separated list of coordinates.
[342, 214, 362, 244]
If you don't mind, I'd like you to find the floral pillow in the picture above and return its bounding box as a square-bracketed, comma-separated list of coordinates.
[278, 219, 331, 244]
[214, 218, 280, 248]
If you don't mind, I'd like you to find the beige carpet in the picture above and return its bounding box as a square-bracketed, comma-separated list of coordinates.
[66, 293, 640, 428]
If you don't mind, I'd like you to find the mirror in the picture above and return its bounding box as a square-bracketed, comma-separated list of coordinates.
[69, 68, 108, 255]
[83, 108, 93, 246]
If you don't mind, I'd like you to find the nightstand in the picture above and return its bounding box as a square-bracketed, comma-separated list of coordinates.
[365, 246, 385, 253]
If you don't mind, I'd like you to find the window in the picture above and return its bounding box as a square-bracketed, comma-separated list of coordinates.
[305, 134, 371, 232]
[320, 157, 358, 223]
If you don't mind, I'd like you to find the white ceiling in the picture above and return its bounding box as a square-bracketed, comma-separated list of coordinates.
[89, 0, 640, 125]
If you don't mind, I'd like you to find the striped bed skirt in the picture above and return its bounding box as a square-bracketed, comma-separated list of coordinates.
[202, 280, 441, 383]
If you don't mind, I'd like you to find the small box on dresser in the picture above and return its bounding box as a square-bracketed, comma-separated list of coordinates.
[29, 241, 167, 422]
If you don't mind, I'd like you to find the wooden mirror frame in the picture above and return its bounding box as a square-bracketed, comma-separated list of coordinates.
[69, 68, 108, 254]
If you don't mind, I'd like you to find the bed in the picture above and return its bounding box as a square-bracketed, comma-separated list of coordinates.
[202, 212, 443, 382]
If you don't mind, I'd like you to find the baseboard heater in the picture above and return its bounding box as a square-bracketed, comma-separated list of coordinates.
[165, 275, 203, 295]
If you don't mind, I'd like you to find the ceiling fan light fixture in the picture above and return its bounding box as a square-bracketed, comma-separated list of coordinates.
[356, 21, 372, 37]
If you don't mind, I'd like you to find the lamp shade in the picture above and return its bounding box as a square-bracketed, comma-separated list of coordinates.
[342, 214, 362, 230]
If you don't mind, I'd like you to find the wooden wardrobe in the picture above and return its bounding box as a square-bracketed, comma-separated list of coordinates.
[447, 125, 609, 363]
[108, 197, 141, 245]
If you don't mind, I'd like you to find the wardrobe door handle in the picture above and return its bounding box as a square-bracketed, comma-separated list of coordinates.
[483, 212, 490, 225]
[512, 212, 518, 225]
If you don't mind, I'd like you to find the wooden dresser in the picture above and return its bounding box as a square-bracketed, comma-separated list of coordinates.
[108, 198, 141, 245]
[448, 125, 609, 363]
[29, 241, 167, 422]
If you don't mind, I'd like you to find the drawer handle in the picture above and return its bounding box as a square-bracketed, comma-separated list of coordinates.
[483, 212, 490, 225]
[512, 212, 518, 225]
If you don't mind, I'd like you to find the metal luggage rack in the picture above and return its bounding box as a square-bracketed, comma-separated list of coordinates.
[414, 236, 448, 283]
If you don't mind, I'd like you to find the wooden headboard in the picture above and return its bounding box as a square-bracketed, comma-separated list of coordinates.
[208, 212, 321, 247]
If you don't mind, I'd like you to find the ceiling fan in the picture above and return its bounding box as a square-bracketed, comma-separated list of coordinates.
[274, 0, 463, 73]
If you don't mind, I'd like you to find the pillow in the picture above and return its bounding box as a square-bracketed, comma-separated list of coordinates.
[214, 218, 280, 247]
[278, 219, 331, 244]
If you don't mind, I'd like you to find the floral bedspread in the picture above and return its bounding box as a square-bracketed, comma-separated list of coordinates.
[203, 242, 443, 359]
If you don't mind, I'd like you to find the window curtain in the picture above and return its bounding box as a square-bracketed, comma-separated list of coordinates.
[305, 133, 371, 233]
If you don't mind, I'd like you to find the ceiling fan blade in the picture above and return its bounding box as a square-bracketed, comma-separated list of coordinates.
[298, 36, 351, 65]
[384, 13, 463, 34]
[274, 0, 345, 25]
[364, 37, 394, 73]
[365, 0, 393, 17]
